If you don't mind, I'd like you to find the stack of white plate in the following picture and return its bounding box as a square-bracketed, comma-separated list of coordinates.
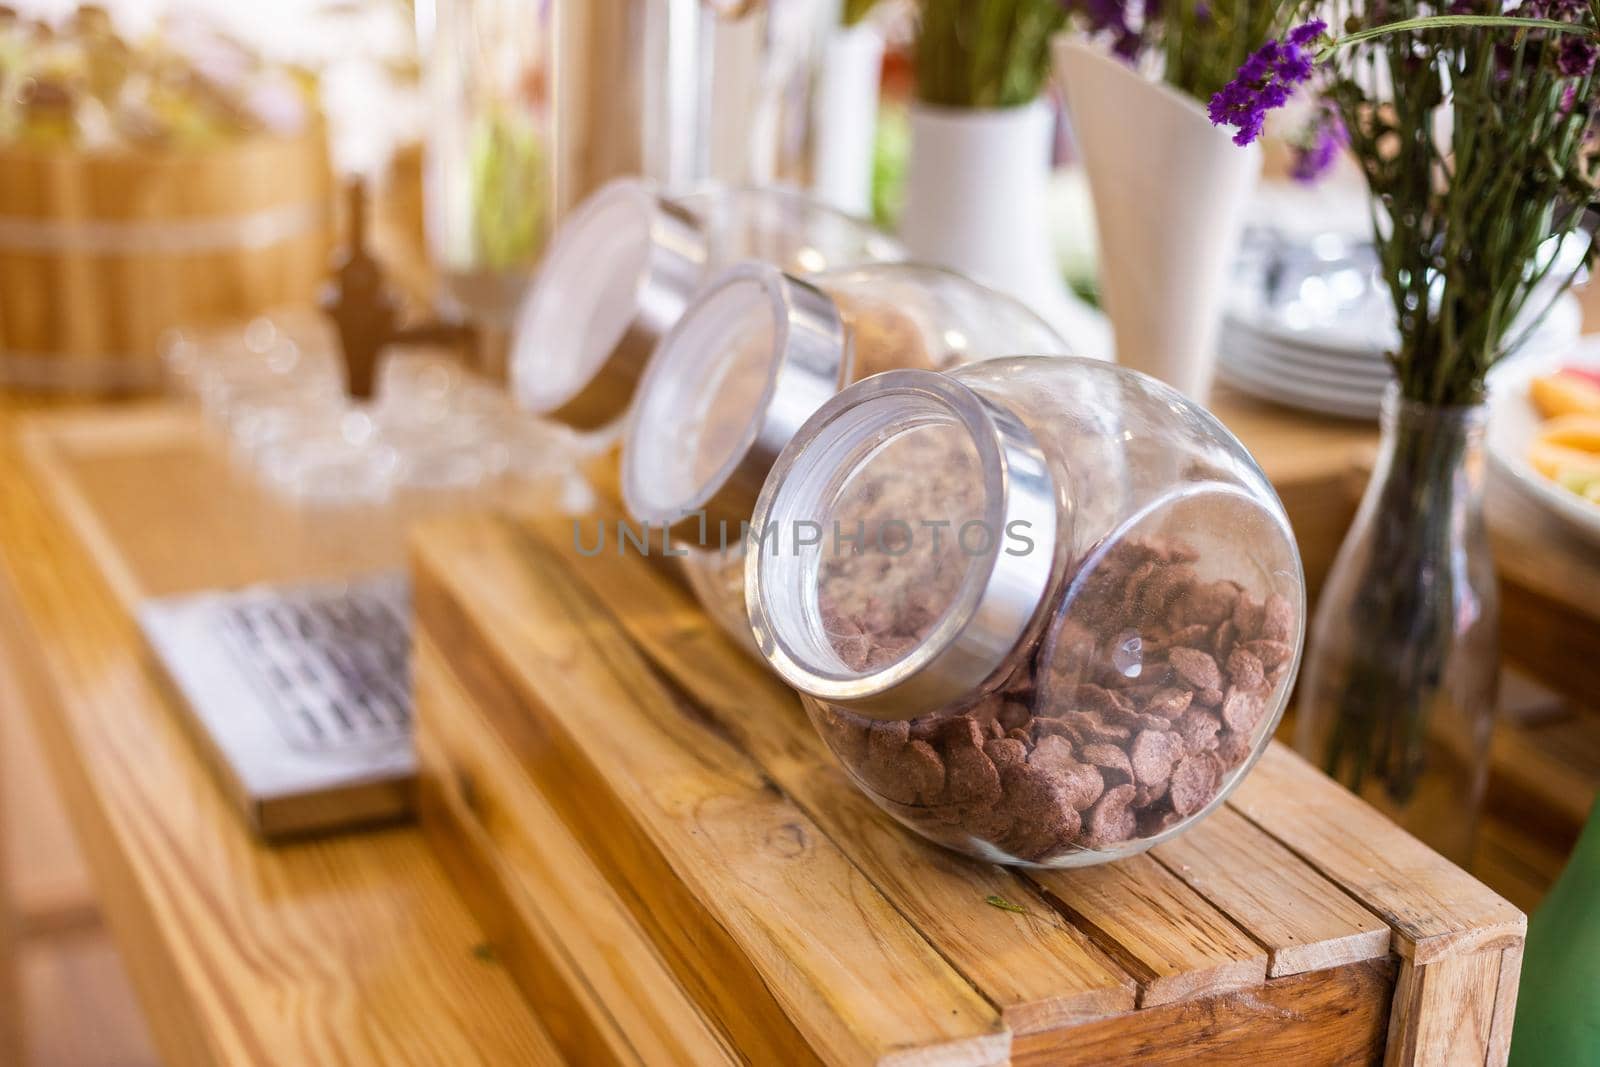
[1217, 188, 1585, 420]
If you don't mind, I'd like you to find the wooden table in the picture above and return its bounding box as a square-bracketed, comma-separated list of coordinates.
[0, 389, 1585, 1066]
[0, 403, 561, 1067]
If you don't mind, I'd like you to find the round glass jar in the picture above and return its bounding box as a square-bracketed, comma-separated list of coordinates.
[508, 179, 902, 433]
[621, 262, 1072, 649]
[745, 357, 1305, 867]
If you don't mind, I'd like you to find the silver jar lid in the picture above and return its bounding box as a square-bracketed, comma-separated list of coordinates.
[509, 178, 707, 430]
[745, 369, 1060, 720]
[622, 261, 848, 542]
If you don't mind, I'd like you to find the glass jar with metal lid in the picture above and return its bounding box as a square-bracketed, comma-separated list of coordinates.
[507, 179, 903, 434]
[620, 261, 1074, 650]
[744, 356, 1305, 867]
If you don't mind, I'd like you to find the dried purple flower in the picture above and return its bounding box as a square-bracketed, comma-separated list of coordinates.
[1521, 0, 1588, 20]
[1557, 34, 1599, 75]
[1207, 20, 1327, 146]
[1065, 0, 1144, 60]
[1291, 101, 1348, 182]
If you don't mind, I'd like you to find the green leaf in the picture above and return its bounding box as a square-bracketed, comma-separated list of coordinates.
[984, 894, 1028, 914]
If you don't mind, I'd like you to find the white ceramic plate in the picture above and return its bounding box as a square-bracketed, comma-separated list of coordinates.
[1486, 336, 1600, 548]
[1222, 328, 1391, 390]
[1217, 352, 1382, 419]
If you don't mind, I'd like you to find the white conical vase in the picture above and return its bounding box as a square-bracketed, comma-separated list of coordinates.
[810, 21, 884, 217]
[900, 99, 1112, 360]
[1054, 37, 1261, 401]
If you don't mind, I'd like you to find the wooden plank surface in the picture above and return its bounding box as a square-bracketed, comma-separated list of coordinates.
[1383, 950, 1507, 1067]
[1012, 956, 1396, 1066]
[522, 510, 1140, 1034]
[416, 634, 739, 1067]
[414, 517, 1010, 1067]
[1026, 856, 1268, 1009]
[1154, 806, 1392, 977]
[0, 405, 565, 1067]
[14, 928, 160, 1067]
[1229, 744, 1526, 964]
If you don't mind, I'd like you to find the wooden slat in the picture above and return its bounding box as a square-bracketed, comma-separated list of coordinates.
[15, 927, 159, 1067]
[524, 513, 1138, 1034]
[1012, 956, 1397, 1066]
[0, 663, 99, 937]
[0, 409, 566, 1067]
[412, 516, 1010, 1067]
[1383, 950, 1503, 1067]
[1026, 856, 1268, 1008]
[1229, 744, 1526, 964]
[1153, 807, 1392, 977]
[415, 634, 738, 1067]
[1485, 943, 1524, 1067]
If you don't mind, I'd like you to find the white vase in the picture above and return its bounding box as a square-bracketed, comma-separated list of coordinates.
[1054, 37, 1260, 401]
[810, 22, 884, 217]
[900, 99, 1112, 360]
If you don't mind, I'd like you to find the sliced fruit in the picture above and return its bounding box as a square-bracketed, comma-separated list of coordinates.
[1557, 467, 1600, 496]
[1528, 437, 1600, 479]
[1537, 413, 1600, 452]
[1530, 372, 1600, 418]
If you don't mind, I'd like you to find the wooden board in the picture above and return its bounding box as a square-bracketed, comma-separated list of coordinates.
[414, 519, 1008, 1067]
[413, 506, 1526, 1067]
[0, 404, 565, 1067]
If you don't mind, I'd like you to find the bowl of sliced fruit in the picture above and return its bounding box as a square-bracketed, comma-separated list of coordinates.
[1488, 343, 1600, 545]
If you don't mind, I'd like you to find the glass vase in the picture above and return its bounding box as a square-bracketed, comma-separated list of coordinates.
[1295, 386, 1499, 865]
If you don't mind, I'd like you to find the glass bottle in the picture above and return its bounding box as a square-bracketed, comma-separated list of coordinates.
[1295, 388, 1498, 866]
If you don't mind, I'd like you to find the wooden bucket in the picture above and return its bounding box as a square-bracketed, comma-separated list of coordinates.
[0, 130, 333, 394]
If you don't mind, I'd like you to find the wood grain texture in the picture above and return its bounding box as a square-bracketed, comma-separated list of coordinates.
[1383, 950, 1504, 1067]
[1012, 956, 1397, 1066]
[1485, 943, 1524, 1067]
[15, 927, 160, 1067]
[1, 648, 98, 937]
[1229, 744, 1525, 965]
[415, 633, 738, 1067]
[1026, 855, 1269, 1008]
[525, 511, 1138, 1034]
[0, 406, 565, 1067]
[1154, 806, 1392, 977]
[413, 516, 1009, 1067]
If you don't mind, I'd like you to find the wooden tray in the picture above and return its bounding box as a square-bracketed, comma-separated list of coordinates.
[412, 507, 1527, 1067]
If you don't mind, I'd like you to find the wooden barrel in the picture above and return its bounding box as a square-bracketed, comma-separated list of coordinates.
[0, 130, 333, 394]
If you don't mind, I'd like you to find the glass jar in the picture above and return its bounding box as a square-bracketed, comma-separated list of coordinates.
[745, 357, 1305, 867]
[507, 179, 903, 434]
[621, 261, 1073, 649]
[421, 0, 555, 327]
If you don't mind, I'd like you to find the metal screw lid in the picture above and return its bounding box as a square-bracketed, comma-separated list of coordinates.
[510, 178, 707, 431]
[745, 369, 1059, 720]
[622, 261, 849, 542]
